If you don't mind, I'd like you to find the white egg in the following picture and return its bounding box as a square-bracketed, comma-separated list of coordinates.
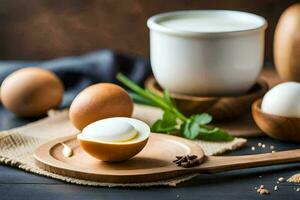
[261, 82, 300, 118]
[82, 117, 142, 142]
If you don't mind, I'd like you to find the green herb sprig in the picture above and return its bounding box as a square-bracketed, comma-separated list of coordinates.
[117, 73, 234, 141]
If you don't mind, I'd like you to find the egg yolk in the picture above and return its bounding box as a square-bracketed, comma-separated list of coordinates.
[82, 119, 139, 142]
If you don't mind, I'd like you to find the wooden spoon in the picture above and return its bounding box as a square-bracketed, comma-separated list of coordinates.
[35, 134, 300, 183]
[196, 148, 300, 173]
[252, 99, 300, 142]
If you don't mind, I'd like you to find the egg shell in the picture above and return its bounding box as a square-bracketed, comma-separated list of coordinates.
[274, 3, 300, 81]
[261, 82, 300, 118]
[1, 67, 64, 117]
[69, 83, 133, 130]
[78, 138, 148, 161]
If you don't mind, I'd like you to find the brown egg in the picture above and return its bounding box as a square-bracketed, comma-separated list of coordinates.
[1, 67, 64, 117]
[274, 3, 300, 82]
[69, 83, 133, 130]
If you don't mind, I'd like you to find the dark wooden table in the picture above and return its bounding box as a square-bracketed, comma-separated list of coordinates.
[0, 106, 300, 200]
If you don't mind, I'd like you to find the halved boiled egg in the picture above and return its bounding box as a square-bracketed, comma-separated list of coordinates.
[77, 117, 150, 161]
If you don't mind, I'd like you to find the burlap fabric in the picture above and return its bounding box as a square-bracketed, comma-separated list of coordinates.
[0, 104, 247, 187]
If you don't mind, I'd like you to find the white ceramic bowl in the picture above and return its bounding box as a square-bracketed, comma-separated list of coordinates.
[147, 10, 267, 96]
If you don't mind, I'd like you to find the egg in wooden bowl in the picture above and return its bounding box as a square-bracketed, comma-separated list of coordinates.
[77, 117, 150, 162]
[252, 82, 300, 142]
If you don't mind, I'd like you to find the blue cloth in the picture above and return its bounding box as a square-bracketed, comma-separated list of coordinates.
[0, 50, 151, 108]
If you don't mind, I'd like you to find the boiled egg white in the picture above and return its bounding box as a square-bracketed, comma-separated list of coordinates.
[261, 82, 300, 118]
[82, 118, 139, 142]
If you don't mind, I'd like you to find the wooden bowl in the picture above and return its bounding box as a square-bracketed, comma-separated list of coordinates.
[145, 77, 218, 115]
[145, 77, 268, 120]
[252, 99, 300, 143]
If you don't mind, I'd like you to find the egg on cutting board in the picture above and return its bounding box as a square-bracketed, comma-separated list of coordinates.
[77, 117, 150, 161]
[261, 82, 300, 118]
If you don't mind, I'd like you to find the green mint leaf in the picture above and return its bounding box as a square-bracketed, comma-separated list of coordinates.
[161, 111, 177, 127]
[180, 121, 191, 138]
[191, 113, 212, 125]
[180, 118, 233, 141]
[151, 120, 176, 133]
[151, 111, 177, 133]
[180, 120, 201, 139]
[197, 127, 234, 141]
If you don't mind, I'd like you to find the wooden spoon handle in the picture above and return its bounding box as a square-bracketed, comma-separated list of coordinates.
[197, 149, 300, 173]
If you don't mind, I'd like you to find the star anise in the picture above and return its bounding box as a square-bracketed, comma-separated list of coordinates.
[173, 155, 201, 168]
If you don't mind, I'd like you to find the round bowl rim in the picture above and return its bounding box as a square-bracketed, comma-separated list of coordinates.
[147, 10, 268, 38]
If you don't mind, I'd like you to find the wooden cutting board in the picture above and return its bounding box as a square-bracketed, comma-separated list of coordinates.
[34, 133, 300, 183]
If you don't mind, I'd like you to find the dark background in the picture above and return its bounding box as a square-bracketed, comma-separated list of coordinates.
[1, 2, 300, 199]
[0, 0, 298, 64]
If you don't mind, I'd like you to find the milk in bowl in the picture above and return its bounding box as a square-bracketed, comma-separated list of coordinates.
[147, 10, 267, 96]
